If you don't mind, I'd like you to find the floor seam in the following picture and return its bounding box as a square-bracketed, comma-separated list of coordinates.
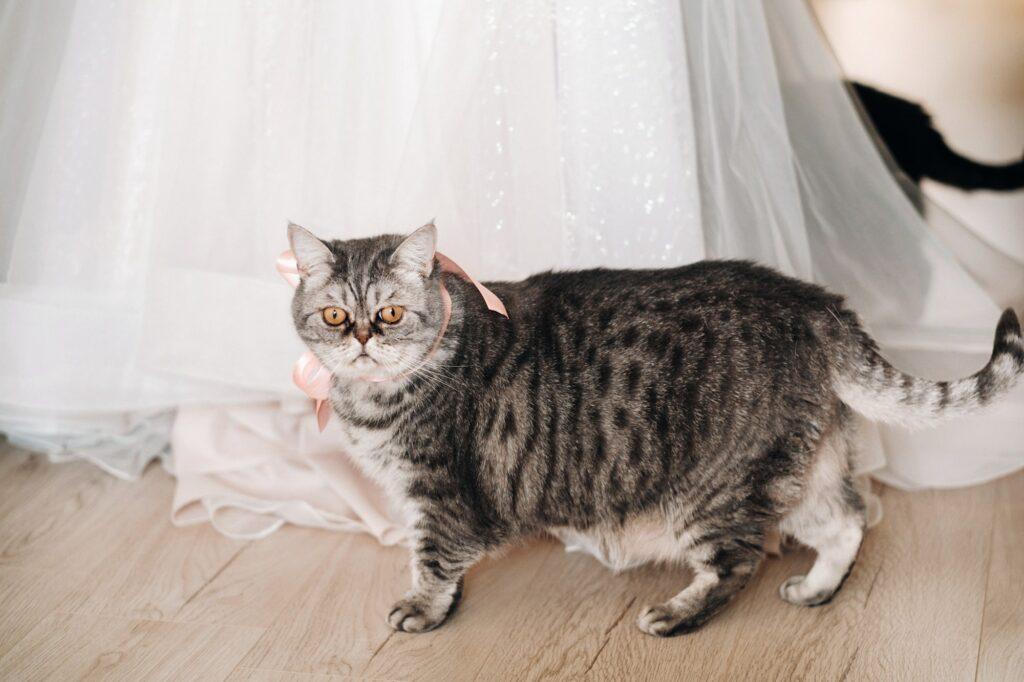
[862, 564, 882, 607]
[583, 636, 611, 678]
[581, 595, 637, 677]
[602, 595, 636, 637]
[177, 541, 251, 614]
[362, 630, 396, 672]
[973, 489, 999, 682]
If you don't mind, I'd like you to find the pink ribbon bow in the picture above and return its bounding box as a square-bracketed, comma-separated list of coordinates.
[278, 245, 507, 431]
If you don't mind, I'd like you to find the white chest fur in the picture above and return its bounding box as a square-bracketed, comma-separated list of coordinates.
[330, 383, 421, 528]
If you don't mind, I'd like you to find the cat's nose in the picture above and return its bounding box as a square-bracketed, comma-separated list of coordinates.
[354, 327, 372, 345]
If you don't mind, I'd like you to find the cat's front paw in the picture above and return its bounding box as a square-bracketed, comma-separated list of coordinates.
[386, 591, 458, 633]
[387, 599, 439, 633]
[636, 603, 705, 638]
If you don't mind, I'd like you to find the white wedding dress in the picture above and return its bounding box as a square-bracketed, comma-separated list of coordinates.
[1, 0, 1021, 542]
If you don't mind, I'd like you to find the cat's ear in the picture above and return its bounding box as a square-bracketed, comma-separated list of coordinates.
[391, 222, 437, 277]
[288, 223, 335, 278]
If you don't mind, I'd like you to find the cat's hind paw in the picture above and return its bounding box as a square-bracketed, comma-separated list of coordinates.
[778, 575, 837, 607]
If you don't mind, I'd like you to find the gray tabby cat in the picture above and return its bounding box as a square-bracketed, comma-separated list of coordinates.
[288, 222, 1024, 637]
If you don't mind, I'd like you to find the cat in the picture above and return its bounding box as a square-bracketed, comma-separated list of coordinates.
[287, 222, 1023, 637]
[851, 81, 1024, 206]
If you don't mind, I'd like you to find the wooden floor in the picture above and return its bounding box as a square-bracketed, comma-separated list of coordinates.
[0, 441, 1021, 681]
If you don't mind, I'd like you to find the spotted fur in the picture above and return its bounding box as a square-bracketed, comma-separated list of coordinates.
[288, 223, 1023, 637]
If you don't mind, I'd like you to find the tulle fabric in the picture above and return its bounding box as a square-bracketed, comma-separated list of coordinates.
[1, 0, 1021, 543]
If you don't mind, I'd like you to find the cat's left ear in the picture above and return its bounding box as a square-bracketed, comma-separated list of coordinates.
[391, 222, 437, 278]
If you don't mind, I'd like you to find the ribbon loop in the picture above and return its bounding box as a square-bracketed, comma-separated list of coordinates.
[276, 250, 301, 287]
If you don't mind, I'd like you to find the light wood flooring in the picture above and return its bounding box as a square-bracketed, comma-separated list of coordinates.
[0, 440, 1021, 681]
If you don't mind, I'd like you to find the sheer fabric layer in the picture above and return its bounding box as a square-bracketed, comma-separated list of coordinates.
[1, 0, 1020, 543]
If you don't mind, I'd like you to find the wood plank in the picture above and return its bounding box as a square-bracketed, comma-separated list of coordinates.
[228, 667, 353, 681]
[0, 453, 122, 569]
[59, 517, 246, 621]
[584, 542, 870, 680]
[0, 451, 245, 621]
[843, 484, 993, 680]
[238, 532, 408, 677]
[469, 540, 669, 681]
[0, 566, 79, 660]
[0, 455, 183, 575]
[977, 470, 1024, 680]
[0, 612, 263, 681]
[43, 467, 247, 621]
[176, 526, 344, 629]
[587, 483, 993, 680]
[0, 443, 1016, 680]
[359, 540, 561, 681]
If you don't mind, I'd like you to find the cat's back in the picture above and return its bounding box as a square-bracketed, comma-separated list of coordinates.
[493, 259, 842, 328]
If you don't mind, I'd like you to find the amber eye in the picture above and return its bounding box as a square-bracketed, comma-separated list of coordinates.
[322, 307, 347, 326]
[378, 305, 404, 324]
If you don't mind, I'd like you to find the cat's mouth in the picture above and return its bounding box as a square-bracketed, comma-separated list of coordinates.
[352, 353, 377, 367]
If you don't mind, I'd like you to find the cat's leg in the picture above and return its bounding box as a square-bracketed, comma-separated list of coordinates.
[636, 423, 833, 637]
[386, 525, 484, 633]
[777, 421, 867, 607]
[778, 508, 862, 606]
[636, 530, 764, 637]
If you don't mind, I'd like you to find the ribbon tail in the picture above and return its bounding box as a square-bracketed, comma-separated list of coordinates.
[315, 399, 330, 432]
[435, 251, 509, 318]
[475, 283, 508, 318]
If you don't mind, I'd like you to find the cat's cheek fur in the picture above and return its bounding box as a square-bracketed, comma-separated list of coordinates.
[313, 343, 362, 379]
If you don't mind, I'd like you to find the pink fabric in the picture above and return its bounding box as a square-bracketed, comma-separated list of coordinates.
[292, 350, 332, 431]
[170, 401, 409, 543]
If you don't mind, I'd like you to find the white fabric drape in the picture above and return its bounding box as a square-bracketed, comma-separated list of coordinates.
[2, 0, 1021, 542]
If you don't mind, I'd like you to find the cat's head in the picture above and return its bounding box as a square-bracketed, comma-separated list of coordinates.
[288, 222, 444, 381]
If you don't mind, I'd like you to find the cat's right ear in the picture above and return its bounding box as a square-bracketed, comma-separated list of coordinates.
[288, 223, 335, 278]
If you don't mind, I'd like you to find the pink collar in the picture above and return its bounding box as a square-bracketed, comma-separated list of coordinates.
[277, 248, 507, 431]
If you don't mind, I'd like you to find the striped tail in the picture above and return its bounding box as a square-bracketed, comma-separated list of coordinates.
[834, 309, 1024, 429]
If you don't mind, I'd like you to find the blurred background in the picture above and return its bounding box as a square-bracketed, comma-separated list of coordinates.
[1, 0, 1022, 534]
[814, 0, 1024, 256]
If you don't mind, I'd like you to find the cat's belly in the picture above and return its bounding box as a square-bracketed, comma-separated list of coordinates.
[548, 511, 700, 572]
